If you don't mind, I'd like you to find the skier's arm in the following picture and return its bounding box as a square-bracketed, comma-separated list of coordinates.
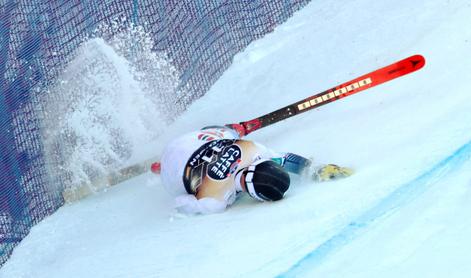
[253, 142, 312, 175]
[278, 152, 312, 175]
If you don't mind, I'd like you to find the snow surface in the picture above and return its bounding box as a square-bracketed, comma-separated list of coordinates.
[3, 0, 471, 277]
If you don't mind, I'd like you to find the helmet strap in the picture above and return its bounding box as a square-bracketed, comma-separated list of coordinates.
[244, 161, 269, 202]
[234, 168, 245, 192]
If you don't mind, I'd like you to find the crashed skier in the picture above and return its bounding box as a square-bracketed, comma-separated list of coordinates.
[153, 125, 353, 214]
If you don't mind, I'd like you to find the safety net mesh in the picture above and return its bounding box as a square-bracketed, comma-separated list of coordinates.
[0, 0, 311, 266]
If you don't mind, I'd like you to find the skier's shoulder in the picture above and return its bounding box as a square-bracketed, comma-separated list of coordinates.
[170, 126, 239, 144]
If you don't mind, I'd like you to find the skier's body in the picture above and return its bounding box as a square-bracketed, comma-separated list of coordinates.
[158, 125, 351, 214]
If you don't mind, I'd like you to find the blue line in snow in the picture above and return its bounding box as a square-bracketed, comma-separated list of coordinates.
[278, 140, 471, 278]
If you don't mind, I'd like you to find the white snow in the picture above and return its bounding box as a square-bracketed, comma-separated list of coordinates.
[2, 0, 471, 277]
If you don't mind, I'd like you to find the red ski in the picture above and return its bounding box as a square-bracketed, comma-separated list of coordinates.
[228, 54, 426, 136]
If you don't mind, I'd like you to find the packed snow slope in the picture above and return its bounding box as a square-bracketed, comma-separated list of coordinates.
[2, 0, 471, 277]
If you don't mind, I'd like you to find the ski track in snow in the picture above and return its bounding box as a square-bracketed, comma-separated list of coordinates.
[278, 139, 471, 277]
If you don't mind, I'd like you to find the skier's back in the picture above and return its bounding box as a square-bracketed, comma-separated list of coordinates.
[159, 126, 351, 214]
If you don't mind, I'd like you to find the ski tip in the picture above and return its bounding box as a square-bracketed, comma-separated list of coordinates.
[408, 54, 426, 70]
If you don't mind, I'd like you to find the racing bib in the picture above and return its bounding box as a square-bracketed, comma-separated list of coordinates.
[183, 139, 243, 195]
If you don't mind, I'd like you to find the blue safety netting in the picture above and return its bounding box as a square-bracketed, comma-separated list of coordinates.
[0, 0, 311, 266]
